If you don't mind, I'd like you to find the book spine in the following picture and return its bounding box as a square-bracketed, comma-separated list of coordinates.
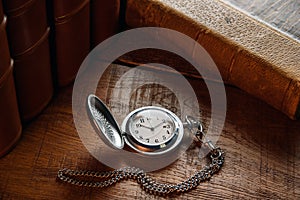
[90, 0, 120, 47]
[0, 3, 22, 156]
[52, 0, 87, 19]
[0, 12, 22, 156]
[0, 16, 10, 77]
[0, 0, 3, 22]
[125, 0, 300, 119]
[49, 0, 90, 87]
[4, 0, 48, 56]
[2, 0, 35, 13]
[13, 28, 53, 122]
[0, 1, 22, 157]
[3, 0, 53, 122]
[0, 61, 22, 157]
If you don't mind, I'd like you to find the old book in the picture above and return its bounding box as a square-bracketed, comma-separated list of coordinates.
[3, 0, 48, 56]
[2, 0, 32, 12]
[90, 0, 120, 47]
[125, 0, 300, 119]
[3, 0, 53, 122]
[219, 0, 299, 42]
[49, 0, 90, 86]
[0, 0, 3, 22]
[0, 61, 22, 157]
[0, 10, 22, 156]
[0, 16, 10, 77]
[13, 28, 53, 122]
[52, 0, 86, 19]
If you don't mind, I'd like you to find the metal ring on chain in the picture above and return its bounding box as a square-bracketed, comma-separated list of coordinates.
[57, 147, 224, 196]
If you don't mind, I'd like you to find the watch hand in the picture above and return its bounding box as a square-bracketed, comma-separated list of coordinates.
[153, 121, 165, 130]
[146, 117, 154, 129]
[140, 124, 153, 130]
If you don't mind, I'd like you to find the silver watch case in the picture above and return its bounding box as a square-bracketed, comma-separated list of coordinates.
[87, 94, 184, 155]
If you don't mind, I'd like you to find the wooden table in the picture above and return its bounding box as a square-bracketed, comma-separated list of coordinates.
[0, 64, 299, 199]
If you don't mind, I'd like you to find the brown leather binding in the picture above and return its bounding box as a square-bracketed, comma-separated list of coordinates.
[91, 0, 120, 47]
[53, 0, 87, 20]
[54, 0, 90, 86]
[13, 28, 53, 122]
[0, 0, 3, 22]
[5, 0, 47, 56]
[125, 0, 300, 119]
[0, 60, 22, 157]
[2, 0, 35, 14]
[0, 17, 10, 78]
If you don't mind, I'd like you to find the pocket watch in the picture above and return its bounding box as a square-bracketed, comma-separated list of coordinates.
[86, 94, 185, 155]
[57, 94, 225, 195]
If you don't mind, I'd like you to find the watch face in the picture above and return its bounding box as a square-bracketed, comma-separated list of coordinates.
[129, 108, 175, 145]
[122, 106, 184, 155]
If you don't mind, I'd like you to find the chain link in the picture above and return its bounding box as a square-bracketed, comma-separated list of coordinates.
[58, 118, 224, 195]
[57, 147, 224, 196]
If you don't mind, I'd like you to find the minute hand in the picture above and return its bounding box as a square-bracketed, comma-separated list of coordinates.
[153, 121, 165, 129]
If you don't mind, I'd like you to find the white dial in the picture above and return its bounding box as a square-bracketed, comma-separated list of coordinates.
[129, 109, 175, 146]
[122, 106, 183, 155]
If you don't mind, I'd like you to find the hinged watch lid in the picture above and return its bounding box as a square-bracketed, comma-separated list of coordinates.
[87, 94, 124, 150]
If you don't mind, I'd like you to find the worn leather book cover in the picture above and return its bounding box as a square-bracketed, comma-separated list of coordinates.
[52, 0, 85, 19]
[3, 0, 48, 56]
[2, 0, 33, 12]
[0, 11, 22, 157]
[0, 16, 10, 77]
[3, 0, 53, 122]
[0, 61, 22, 157]
[49, 0, 90, 87]
[0, 0, 3, 22]
[90, 0, 120, 47]
[13, 28, 53, 122]
[125, 0, 300, 119]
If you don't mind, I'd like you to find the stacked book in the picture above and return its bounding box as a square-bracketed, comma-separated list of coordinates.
[49, 0, 90, 86]
[0, 0, 122, 157]
[4, 0, 53, 122]
[0, 0, 22, 157]
[0, 0, 299, 157]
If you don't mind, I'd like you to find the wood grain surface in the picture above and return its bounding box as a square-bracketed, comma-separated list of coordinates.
[221, 0, 300, 41]
[0, 64, 299, 199]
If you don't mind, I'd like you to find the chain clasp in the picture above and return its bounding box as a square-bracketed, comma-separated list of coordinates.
[184, 116, 217, 150]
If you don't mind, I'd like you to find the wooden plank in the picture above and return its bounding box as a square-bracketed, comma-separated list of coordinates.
[0, 64, 299, 199]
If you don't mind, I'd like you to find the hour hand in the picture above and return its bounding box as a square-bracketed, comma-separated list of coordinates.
[139, 124, 153, 130]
